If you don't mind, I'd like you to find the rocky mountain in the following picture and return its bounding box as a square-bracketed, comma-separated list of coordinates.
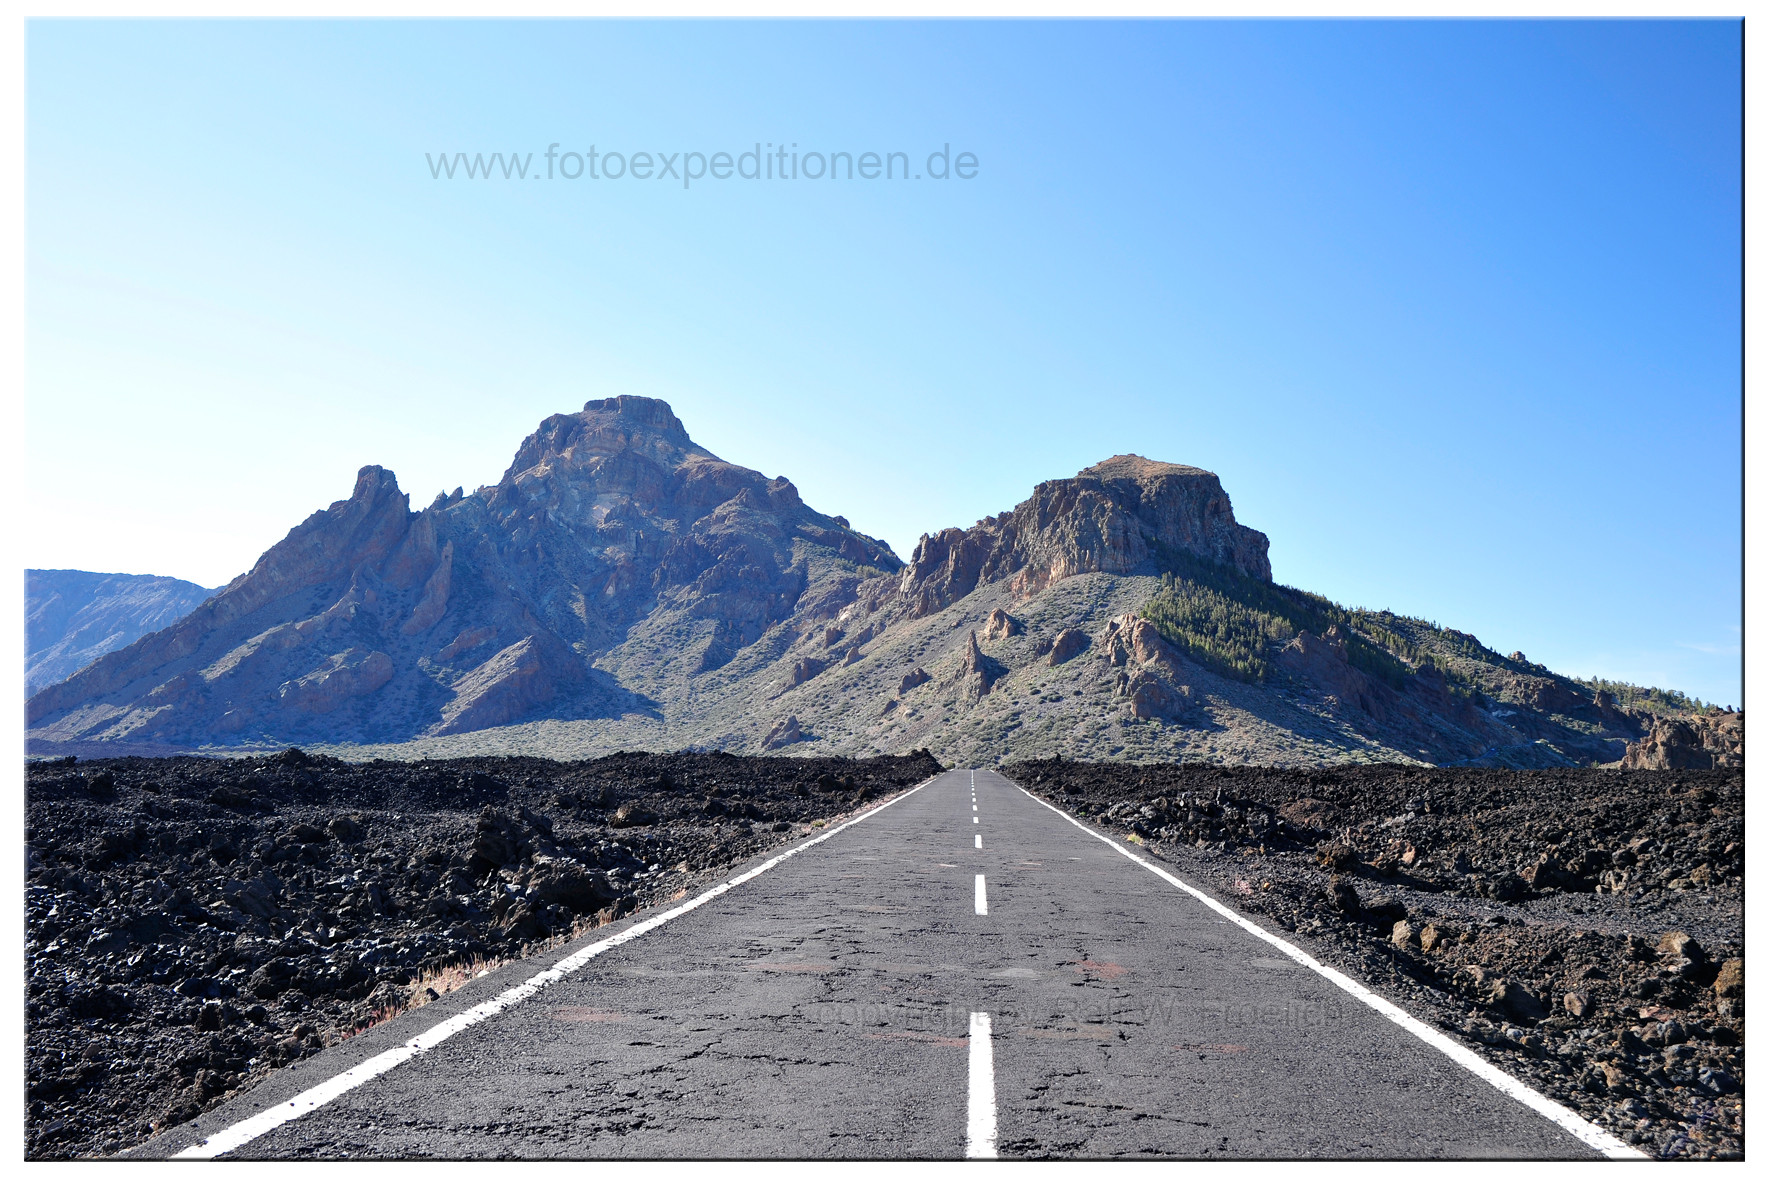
[26, 397, 896, 747]
[25, 397, 1735, 769]
[26, 570, 216, 694]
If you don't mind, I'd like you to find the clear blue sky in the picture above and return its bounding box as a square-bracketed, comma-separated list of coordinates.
[25, 19, 1742, 706]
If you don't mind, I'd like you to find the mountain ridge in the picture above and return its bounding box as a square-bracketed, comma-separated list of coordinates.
[25, 396, 1738, 769]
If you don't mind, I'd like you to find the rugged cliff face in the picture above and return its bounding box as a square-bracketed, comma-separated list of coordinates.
[26, 397, 898, 746]
[894, 455, 1270, 619]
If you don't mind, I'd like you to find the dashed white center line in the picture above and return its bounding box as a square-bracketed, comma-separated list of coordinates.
[975, 834, 982, 849]
[974, 874, 988, 915]
[972, 816, 978, 824]
[966, 1011, 998, 1158]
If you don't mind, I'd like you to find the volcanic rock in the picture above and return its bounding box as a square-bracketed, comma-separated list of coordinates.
[897, 455, 1269, 619]
[1046, 628, 1090, 665]
[951, 632, 1004, 703]
[1276, 626, 1381, 717]
[1326, 876, 1359, 912]
[897, 668, 931, 695]
[1625, 714, 1744, 770]
[524, 857, 621, 911]
[983, 608, 1023, 641]
[1490, 979, 1548, 1023]
[1715, 972, 1744, 1021]
[786, 657, 826, 690]
[276, 648, 395, 714]
[762, 716, 806, 750]
[1098, 613, 1182, 670]
[609, 802, 659, 828]
[1116, 669, 1191, 721]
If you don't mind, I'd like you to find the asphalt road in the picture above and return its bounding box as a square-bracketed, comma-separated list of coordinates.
[132, 769, 1620, 1160]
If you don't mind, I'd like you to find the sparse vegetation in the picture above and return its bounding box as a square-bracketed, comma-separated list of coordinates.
[1136, 545, 1717, 727]
[1572, 676, 1721, 716]
[1140, 543, 1415, 687]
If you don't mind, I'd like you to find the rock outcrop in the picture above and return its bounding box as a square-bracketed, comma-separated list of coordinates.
[896, 455, 1269, 619]
[1046, 628, 1090, 665]
[1097, 614, 1194, 720]
[951, 631, 1003, 702]
[1276, 626, 1384, 717]
[983, 608, 1023, 641]
[1624, 713, 1744, 770]
[897, 668, 932, 695]
[761, 715, 806, 749]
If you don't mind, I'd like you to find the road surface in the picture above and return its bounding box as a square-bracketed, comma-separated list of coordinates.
[132, 769, 1629, 1159]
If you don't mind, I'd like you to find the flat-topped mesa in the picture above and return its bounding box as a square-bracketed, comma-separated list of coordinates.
[899, 454, 1270, 618]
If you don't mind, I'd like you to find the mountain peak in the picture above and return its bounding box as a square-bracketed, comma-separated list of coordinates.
[501, 397, 708, 487]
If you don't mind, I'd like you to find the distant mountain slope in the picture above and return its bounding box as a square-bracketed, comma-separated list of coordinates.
[26, 570, 215, 693]
[24, 397, 1736, 769]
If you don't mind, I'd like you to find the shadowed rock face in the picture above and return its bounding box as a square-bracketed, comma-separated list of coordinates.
[896, 454, 1270, 619]
[26, 397, 900, 746]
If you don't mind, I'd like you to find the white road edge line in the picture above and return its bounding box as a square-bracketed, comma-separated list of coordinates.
[966, 1011, 998, 1159]
[975, 874, 989, 915]
[171, 773, 946, 1159]
[1009, 777, 1645, 1161]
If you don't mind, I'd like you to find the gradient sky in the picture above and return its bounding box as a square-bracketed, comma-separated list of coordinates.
[25, 19, 1742, 705]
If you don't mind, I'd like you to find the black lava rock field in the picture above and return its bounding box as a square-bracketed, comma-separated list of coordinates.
[25, 748, 941, 1160]
[1008, 760, 1745, 1160]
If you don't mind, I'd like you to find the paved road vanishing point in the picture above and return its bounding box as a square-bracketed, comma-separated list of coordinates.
[134, 769, 1638, 1160]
